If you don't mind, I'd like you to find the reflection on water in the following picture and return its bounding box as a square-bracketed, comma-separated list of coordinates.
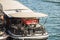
[17, 0, 60, 40]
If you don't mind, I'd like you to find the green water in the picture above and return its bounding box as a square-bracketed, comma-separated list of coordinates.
[17, 0, 60, 40]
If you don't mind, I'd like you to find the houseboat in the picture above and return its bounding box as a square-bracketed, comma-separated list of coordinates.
[4, 11, 48, 40]
[0, 0, 49, 40]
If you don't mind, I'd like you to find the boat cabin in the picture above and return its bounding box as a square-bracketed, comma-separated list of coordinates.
[3, 11, 48, 37]
[0, 0, 48, 40]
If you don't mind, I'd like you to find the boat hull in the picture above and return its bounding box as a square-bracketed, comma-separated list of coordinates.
[8, 30, 49, 40]
[0, 34, 9, 40]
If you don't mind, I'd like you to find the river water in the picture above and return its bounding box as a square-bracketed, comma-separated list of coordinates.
[17, 0, 60, 40]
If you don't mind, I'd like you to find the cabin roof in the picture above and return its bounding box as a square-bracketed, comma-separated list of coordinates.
[1, 0, 48, 18]
[4, 11, 48, 18]
[0, 0, 33, 12]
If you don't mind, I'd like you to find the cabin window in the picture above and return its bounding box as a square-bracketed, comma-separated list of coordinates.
[21, 18, 39, 25]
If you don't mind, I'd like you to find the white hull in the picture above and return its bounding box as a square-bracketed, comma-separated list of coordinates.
[8, 30, 49, 40]
[12, 34, 48, 39]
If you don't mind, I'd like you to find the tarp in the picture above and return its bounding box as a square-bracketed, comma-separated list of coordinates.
[22, 19, 38, 25]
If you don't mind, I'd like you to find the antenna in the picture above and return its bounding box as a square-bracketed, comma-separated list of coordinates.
[43, 17, 48, 25]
